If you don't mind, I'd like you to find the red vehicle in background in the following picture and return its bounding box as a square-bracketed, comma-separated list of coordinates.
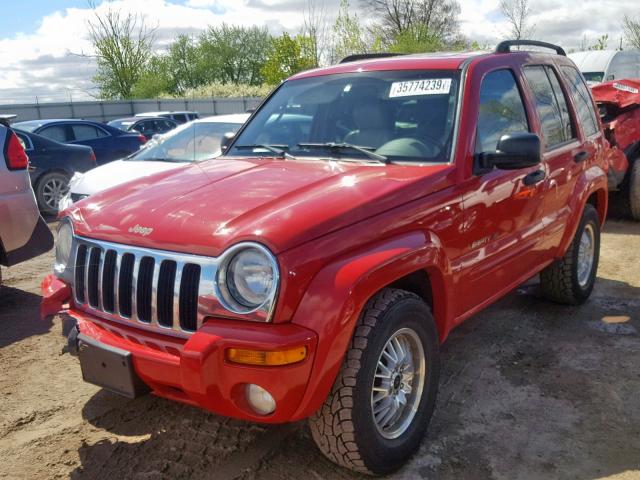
[42, 40, 618, 474]
[591, 79, 640, 219]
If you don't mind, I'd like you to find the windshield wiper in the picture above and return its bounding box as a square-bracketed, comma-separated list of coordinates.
[297, 142, 388, 163]
[234, 144, 297, 160]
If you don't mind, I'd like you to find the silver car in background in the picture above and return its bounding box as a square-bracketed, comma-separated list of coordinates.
[0, 120, 53, 286]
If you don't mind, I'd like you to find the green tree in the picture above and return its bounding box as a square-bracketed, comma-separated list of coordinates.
[87, 4, 156, 99]
[388, 23, 442, 53]
[261, 33, 317, 85]
[131, 55, 174, 98]
[167, 35, 206, 94]
[590, 34, 609, 51]
[199, 24, 272, 85]
[331, 0, 368, 61]
[362, 0, 460, 46]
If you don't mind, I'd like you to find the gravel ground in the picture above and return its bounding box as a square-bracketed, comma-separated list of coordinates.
[0, 219, 639, 480]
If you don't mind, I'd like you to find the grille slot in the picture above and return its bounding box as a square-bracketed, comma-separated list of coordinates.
[87, 247, 102, 308]
[102, 250, 117, 312]
[75, 245, 88, 304]
[118, 253, 135, 317]
[179, 264, 201, 331]
[136, 257, 155, 322]
[72, 237, 215, 336]
[157, 260, 177, 327]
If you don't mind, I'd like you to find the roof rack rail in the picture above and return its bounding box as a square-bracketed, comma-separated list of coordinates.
[339, 53, 405, 64]
[495, 40, 566, 56]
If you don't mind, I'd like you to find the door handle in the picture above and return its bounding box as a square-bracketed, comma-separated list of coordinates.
[574, 151, 590, 163]
[523, 169, 545, 186]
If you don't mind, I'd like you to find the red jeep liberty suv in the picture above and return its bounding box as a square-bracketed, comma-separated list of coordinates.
[42, 40, 608, 474]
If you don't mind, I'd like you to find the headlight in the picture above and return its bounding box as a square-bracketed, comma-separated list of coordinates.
[54, 221, 73, 276]
[217, 243, 279, 316]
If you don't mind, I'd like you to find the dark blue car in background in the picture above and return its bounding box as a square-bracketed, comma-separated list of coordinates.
[13, 129, 97, 214]
[13, 119, 146, 165]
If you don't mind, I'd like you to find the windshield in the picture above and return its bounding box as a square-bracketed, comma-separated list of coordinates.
[228, 70, 460, 163]
[132, 121, 243, 162]
[583, 72, 605, 83]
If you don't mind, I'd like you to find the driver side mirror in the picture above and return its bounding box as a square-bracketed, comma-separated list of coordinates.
[220, 132, 236, 153]
[477, 133, 541, 171]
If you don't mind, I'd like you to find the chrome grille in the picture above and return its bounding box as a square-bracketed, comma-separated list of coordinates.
[72, 237, 217, 336]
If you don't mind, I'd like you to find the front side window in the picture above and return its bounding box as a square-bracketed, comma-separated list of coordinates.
[582, 72, 604, 83]
[228, 70, 461, 163]
[523, 66, 575, 149]
[475, 69, 529, 154]
[561, 66, 600, 137]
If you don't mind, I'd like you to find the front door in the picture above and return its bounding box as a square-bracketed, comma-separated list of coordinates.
[455, 68, 547, 318]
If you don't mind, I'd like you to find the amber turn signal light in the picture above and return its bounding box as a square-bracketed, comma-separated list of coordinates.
[226, 346, 307, 366]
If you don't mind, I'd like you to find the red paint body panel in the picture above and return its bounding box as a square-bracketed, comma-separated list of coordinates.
[45, 50, 615, 422]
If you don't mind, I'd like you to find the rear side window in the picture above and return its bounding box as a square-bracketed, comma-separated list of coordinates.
[475, 69, 529, 154]
[39, 125, 69, 143]
[561, 66, 600, 137]
[523, 66, 575, 149]
[172, 114, 187, 123]
[71, 124, 108, 141]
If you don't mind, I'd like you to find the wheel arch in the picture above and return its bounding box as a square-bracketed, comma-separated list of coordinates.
[289, 230, 451, 420]
[557, 166, 608, 256]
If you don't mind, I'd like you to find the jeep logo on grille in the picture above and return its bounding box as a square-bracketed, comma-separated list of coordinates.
[128, 224, 154, 236]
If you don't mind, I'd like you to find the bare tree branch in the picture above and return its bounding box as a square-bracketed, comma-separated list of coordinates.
[623, 15, 640, 50]
[500, 0, 535, 41]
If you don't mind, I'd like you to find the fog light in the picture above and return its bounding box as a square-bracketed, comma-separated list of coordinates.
[246, 384, 276, 415]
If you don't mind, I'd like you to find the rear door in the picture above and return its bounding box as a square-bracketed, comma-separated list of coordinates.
[69, 123, 111, 164]
[521, 65, 595, 251]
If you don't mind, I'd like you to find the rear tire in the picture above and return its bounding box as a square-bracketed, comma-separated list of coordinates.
[540, 204, 600, 305]
[629, 159, 640, 221]
[36, 172, 70, 215]
[308, 288, 440, 475]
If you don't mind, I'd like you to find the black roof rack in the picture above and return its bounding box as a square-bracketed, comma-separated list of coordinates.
[339, 53, 405, 64]
[496, 40, 566, 56]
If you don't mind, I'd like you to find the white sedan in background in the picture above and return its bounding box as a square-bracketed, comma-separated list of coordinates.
[59, 113, 249, 210]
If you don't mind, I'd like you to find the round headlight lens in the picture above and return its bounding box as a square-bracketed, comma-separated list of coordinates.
[226, 248, 275, 308]
[55, 221, 73, 274]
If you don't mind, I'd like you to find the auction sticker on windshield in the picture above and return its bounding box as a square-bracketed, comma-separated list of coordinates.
[389, 78, 452, 98]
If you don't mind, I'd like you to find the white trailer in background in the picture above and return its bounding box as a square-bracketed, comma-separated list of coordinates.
[568, 50, 640, 84]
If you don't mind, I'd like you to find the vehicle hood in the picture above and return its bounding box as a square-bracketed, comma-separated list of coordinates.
[70, 159, 187, 196]
[67, 157, 454, 256]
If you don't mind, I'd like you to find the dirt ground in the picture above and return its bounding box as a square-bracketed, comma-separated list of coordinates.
[0, 219, 639, 480]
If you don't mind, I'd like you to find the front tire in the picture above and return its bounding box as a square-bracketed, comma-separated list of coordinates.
[540, 204, 600, 305]
[308, 289, 440, 475]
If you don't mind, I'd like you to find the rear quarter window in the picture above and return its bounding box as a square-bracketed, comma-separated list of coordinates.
[561, 66, 600, 137]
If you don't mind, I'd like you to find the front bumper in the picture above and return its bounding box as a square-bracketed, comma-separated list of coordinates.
[42, 274, 318, 423]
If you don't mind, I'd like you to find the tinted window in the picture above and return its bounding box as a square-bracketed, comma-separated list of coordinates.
[229, 70, 461, 163]
[475, 69, 529, 154]
[524, 66, 574, 148]
[172, 114, 187, 123]
[40, 125, 69, 142]
[545, 67, 576, 142]
[71, 124, 107, 141]
[561, 66, 600, 137]
[155, 120, 175, 133]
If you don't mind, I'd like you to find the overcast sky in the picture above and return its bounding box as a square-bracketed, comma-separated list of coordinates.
[0, 0, 637, 104]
